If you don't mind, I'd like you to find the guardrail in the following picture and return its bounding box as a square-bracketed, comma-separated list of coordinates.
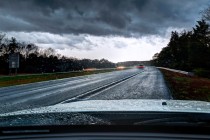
[0, 68, 118, 77]
[157, 67, 194, 76]
[83, 68, 117, 71]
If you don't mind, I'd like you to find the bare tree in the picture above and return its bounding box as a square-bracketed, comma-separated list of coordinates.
[43, 47, 55, 57]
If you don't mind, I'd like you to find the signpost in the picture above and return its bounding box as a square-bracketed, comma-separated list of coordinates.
[9, 53, 19, 75]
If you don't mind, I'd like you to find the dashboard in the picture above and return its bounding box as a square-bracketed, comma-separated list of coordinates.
[0, 125, 210, 140]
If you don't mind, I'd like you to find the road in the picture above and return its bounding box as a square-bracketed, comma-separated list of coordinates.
[0, 66, 170, 113]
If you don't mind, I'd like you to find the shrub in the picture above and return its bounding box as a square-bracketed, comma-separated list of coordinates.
[193, 68, 210, 79]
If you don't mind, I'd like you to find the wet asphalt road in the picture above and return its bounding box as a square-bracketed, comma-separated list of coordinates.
[87, 67, 171, 100]
[0, 66, 170, 113]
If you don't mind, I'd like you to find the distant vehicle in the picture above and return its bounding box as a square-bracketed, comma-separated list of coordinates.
[83, 68, 97, 71]
[116, 66, 125, 70]
[137, 65, 144, 69]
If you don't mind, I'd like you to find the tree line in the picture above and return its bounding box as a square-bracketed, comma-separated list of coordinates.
[0, 35, 115, 74]
[153, 18, 210, 78]
[117, 61, 151, 67]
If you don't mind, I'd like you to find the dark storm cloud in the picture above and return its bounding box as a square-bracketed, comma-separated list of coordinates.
[0, 0, 209, 36]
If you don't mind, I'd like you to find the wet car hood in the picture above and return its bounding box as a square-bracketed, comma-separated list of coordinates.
[1, 99, 210, 116]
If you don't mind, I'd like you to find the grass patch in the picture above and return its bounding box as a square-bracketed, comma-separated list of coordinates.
[159, 69, 210, 102]
[0, 69, 122, 87]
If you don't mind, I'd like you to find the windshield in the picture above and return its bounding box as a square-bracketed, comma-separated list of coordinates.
[0, 0, 210, 127]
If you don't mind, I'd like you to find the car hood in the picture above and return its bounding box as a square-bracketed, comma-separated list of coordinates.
[1, 99, 210, 116]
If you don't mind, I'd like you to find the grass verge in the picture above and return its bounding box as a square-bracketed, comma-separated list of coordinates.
[159, 69, 210, 102]
[0, 69, 122, 87]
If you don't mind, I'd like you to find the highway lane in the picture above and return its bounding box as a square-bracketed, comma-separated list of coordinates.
[0, 66, 170, 113]
[0, 68, 141, 113]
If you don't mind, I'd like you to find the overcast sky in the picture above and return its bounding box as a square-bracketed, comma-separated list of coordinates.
[0, 0, 209, 62]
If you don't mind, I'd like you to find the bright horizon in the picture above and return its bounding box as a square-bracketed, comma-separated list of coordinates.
[6, 31, 172, 63]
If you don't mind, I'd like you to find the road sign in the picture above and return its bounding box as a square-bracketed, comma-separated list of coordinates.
[9, 53, 19, 68]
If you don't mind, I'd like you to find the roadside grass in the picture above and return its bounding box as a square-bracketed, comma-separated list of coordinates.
[0, 69, 122, 87]
[159, 69, 210, 102]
